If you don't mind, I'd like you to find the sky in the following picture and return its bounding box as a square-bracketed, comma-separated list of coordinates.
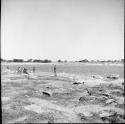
[1, 0, 124, 61]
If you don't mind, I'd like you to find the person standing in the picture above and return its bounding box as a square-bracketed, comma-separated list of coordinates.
[7, 66, 9, 70]
[54, 65, 57, 76]
[33, 67, 35, 72]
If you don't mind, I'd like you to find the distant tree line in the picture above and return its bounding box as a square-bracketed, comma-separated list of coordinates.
[1, 58, 124, 63]
[32, 59, 52, 63]
[76, 59, 124, 63]
[78, 59, 89, 63]
[1, 58, 52, 63]
[57, 59, 67, 63]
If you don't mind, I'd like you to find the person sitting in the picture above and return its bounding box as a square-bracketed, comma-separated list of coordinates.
[17, 67, 21, 73]
[23, 68, 29, 74]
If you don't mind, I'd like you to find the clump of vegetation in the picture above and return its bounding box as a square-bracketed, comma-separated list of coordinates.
[1, 58, 52, 63]
[33, 59, 52, 63]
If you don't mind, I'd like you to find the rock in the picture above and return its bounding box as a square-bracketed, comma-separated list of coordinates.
[107, 74, 119, 79]
[73, 81, 85, 85]
[79, 96, 90, 104]
[42, 91, 51, 97]
[94, 96, 108, 104]
[73, 82, 82, 84]
[91, 75, 103, 79]
[98, 93, 112, 99]
[99, 111, 115, 118]
[110, 90, 123, 96]
[78, 112, 93, 120]
[100, 111, 120, 123]
[105, 99, 116, 105]
[78, 113, 88, 120]
[117, 114, 125, 120]
[25, 95, 29, 97]
[46, 86, 50, 89]
[98, 89, 104, 91]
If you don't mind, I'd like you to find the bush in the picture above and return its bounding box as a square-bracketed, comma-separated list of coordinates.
[13, 59, 24, 62]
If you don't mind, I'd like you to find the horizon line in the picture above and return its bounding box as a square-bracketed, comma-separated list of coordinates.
[1, 58, 124, 61]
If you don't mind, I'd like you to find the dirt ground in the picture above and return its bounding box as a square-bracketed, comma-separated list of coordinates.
[1, 69, 125, 123]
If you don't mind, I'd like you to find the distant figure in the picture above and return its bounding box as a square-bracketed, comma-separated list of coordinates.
[23, 67, 28, 74]
[17, 67, 21, 73]
[7, 66, 9, 70]
[33, 67, 35, 72]
[54, 65, 57, 76]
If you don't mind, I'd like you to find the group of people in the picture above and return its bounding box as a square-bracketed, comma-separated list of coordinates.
[17, 66, 36, 74]
[17, 67, 29, 74]
[6, 65, 57, 76]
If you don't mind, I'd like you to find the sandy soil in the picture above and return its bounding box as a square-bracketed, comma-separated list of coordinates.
[1, 69, 125, 123]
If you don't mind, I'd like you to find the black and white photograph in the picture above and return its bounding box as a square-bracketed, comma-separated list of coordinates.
[1, 0, 124, 123]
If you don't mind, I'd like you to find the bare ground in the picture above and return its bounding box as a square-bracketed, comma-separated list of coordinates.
[1, 70, 125, 123]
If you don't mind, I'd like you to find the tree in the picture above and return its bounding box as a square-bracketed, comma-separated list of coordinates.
[79, 59, 89, 63]
[43, 59, 52, 63]
[13, 59, 24, 62]
[33, 59, 43, 63]
[33, 59, 52, 63]
[58, 59, 62, 63]
[1, 58, 4, 62]
[107, 60, 112, 62]
[121, 59, 124, 62]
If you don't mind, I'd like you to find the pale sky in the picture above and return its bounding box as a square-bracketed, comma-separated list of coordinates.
[1, 0, 124, 61]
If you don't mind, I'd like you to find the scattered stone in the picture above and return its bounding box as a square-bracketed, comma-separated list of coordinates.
[117, 114, 125, 120]
[78, 113, 88, 120]
[2, 67, 124, 123]
[73, 80, 85, 85]
[73, 82, 82, 84]
[105, 99, 116, 105]
[78, 112, 93, 120]
[98, 93, 112, 99]
[7, 115, 29, 123]
[94, 96, 108, 104]
[110, 90, 123, 96]
[107, 74, 119, 79]
[91, 75, 103, 79]
[99, 110, 114, 117]
[42, 92, 51, 97]
[100, 111, 120, 123]
[98, 89, 104, 91]
[79, 96, 90, 104]
[25, 95, 29, 97]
